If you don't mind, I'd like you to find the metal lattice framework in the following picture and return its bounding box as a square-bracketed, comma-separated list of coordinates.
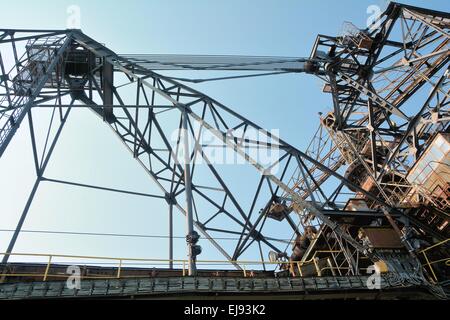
[301, 3, 450, 242]
[0, 3, 448, 289]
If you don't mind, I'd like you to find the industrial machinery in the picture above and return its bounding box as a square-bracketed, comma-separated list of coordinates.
[0, 2, 448, 299]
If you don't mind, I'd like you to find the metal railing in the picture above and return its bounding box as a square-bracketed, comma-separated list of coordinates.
[0, 250, 347, 282]
[0, 242, 448, 283]
[419, 238, 450, 283]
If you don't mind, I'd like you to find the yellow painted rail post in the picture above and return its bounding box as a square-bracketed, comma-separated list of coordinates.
[327, 258, 336, 276]
[43, 255, 52, 281]
[313, 257, 321, 277]
[117, 259, 122, 279]
[289, 261, 296, 277]
[296, 262, 303, 277]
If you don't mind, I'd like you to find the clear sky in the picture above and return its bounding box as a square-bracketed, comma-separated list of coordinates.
[0, 0, 448, 269]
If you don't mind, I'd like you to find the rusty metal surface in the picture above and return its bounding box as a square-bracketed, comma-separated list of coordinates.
[361, 228, 403, 249]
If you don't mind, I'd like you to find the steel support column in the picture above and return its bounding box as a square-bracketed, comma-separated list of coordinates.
[169, 202, 174, 270]
[182, 109, 196, 276]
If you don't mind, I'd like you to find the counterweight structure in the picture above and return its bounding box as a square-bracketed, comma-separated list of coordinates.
[0, 2, 448, 298]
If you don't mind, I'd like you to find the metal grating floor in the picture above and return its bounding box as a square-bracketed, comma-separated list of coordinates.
[0, 275, 433, 300]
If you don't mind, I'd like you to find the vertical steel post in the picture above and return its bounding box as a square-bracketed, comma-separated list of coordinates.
[182, 110, 196, 276]
[169, 202, 174, 269]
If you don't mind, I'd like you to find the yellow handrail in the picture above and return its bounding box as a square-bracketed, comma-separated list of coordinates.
[0, 250, 342, 265]
[419, 238, 450, 253]
[1, 241, 448, 283]
[418, 238, 450, 283]
[0, 249, 354, 281]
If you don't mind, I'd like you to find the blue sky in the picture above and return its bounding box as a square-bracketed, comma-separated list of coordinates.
[1, 0, 448, 268]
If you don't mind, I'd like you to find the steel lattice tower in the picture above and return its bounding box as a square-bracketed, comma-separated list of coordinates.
[0, 2, 448, 299]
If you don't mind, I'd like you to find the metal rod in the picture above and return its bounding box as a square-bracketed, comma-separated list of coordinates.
[169, 202, 174, 269]
[182, 110, 196, 276]
[41, 177, 164, 199]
